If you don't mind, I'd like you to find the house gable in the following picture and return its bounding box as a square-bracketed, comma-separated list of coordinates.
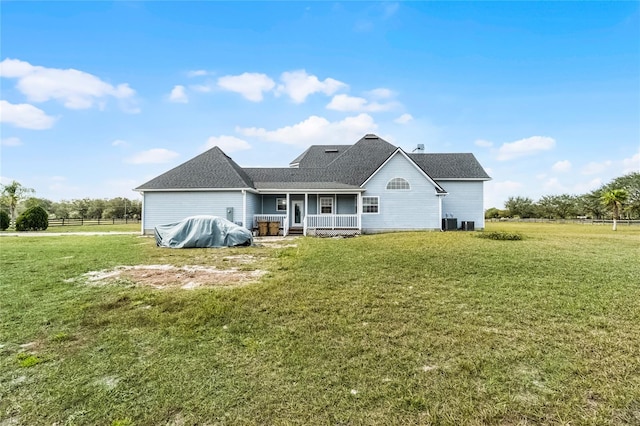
[360, 149, 443, 231]
[361, 148, 447, 194]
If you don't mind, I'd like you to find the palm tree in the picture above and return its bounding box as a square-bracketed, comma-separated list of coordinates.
[0, 181, 34, 223]
[601, 189, 628, 231]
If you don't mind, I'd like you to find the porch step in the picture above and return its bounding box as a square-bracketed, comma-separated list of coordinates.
[288, 227, 304, 235]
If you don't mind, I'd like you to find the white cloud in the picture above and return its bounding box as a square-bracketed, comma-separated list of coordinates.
[1, 136, 22, 146]
[394, 113, 413, 124]
[326, 94, 398, 112]
[474, 139, 493, 148]
[277, 70, 347, 103]
[574, 178, 602, 194]
[203, 135, 251, 153]
[187, 70, 209, 77]
[0, 100, 56, 129]
[582, 160, 612, 175]
[237, 113, 377, 146]
[190, 84, 213, 93]
[622, 151, 640, 174]
[125, 148, 179, 164]
[0, 58, 137, 111]
[543, 177, 567, 192]
[217, 72, 275, 102]
[366, 88, 394, 99]
[496, 136, 555, 161]
[111, 139, 129, 147]
[484, 180, 524, 209]
[552, 160, 572, 173]
[169, 85, 188, 103]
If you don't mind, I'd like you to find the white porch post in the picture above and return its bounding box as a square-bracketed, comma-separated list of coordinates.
[357, 193, 362, 231]
[304, 193, 308, 236]
[285, 193, 290, 236]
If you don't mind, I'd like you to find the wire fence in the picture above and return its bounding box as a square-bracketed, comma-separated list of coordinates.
[48, 218, 140, 227]
[487, 218, 640, 226]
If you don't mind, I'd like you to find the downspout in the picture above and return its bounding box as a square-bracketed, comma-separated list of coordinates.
[242, 190, 247, 229]
[140, 192, 145, 235]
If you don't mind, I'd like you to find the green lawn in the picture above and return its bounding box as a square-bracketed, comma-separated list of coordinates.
[1, 223, 639, 425]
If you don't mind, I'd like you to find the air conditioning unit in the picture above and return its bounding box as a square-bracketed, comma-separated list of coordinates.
[461, 221, 475, 231]
[442, 218, 457, 231]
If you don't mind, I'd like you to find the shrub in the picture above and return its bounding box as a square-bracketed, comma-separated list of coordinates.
[476, 231, 523, 241]
[0, 210, 9, 230]
[15, 206, 49, 231]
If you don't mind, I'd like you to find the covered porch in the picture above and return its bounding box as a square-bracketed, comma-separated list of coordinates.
[252, 191, 364, 237]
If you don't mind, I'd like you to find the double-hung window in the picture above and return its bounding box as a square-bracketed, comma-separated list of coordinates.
[319, 197, 334, 214]
[276, 198, 287, 212]
[362, 196, 379, 214]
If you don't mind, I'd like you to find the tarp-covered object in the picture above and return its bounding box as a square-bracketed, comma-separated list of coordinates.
[154, 215, 253, 248]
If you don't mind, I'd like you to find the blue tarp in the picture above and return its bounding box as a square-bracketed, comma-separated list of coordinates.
[154, 215, 252, 248]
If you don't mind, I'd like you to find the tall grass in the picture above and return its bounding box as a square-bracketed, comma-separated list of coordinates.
[1, 223, 639, 424]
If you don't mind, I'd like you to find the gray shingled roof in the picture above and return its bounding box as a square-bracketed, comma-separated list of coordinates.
[409, 153, 491, 180]
[253, 182, 362, 190]
[289, 145, 351, 168]
[135, 146, 254, 190]
[245, 168, 360, 190]
[325, 135, 398, 185]
[135, 134, 490, 192]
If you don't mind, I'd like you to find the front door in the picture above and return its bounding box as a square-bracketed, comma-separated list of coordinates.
[292, 200, 304, 227]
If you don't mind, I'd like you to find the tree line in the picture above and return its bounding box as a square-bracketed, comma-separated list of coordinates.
[0, 181, 142, 221]
[485, 172, 639, 221]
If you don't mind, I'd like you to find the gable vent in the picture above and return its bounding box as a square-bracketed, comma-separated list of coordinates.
[324, 148, 339, 153]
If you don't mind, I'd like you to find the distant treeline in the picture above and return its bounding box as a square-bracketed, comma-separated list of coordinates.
[486, 172, 640, 220]
[2, 197, 142, 220]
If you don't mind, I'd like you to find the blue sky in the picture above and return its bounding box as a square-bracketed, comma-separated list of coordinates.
[1, 1, 638, 209]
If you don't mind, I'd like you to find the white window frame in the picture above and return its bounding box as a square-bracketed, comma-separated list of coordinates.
[319, 197, 334, 214]
[386, 177, 411, 190]
[276, 197, 287, 212]
[362, 196, 379, 214]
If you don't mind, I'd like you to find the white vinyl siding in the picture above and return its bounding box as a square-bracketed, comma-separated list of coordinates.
[438, 180, 485, 229]
[142, 191, 244, 233]
[246, 192, 261, 228]
[361, 153, 441, 232]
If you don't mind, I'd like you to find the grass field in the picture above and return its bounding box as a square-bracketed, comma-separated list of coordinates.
[1, 223, 639, 425]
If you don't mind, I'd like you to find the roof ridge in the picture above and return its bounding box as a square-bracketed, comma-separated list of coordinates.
[216, 147, 255, 188]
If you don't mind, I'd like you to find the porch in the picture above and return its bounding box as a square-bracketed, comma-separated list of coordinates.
[253, 214, 361, 237]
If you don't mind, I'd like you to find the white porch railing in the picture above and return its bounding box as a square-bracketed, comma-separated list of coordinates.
[254, 214, 287, 236]
[305, 214, 359, 233]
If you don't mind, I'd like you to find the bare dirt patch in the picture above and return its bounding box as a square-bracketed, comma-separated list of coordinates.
[254, 236, 299, 249]
[71, 264, 267, 289]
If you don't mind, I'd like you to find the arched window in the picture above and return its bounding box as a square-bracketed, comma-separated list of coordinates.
[386, 177, 410, 190]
